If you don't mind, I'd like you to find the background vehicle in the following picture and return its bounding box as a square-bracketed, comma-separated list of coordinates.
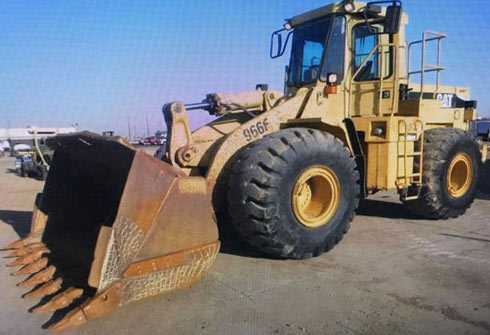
[3, 0, 486, 330]
[470, 119, 490, 142]
[0, 140, 10, 157]
[15, 149, 40, 178]
[13, 131, 53, 180]
[139, 136, 158, 145]
[155, 130, 167, 145]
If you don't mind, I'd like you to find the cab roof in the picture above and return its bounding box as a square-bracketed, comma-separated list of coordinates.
[287, 1, 382, 28]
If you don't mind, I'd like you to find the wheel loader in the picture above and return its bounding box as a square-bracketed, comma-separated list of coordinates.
[2, 0, 486, 330]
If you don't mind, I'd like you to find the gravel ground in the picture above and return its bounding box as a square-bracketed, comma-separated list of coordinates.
[0, 153, 489, 335]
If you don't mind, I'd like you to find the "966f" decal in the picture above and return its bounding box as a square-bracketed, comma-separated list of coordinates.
[243, 118, 270, 141]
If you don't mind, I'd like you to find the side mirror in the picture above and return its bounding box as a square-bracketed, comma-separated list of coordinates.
[384, 2, 402, 34]
[270, 29, 292, 59]
[270, 31, 282, 58]
[364, 1, 402, 35]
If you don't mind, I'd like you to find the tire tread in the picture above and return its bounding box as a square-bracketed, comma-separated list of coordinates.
[228, 128, 359, 259]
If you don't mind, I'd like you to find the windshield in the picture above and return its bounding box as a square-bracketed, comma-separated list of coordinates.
[288, 16, 345, 87]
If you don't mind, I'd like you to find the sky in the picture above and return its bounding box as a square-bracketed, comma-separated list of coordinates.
[1, 0, 489, 137]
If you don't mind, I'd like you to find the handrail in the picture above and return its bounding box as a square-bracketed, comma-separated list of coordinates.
[349, 43, 399, 117]
[407, 30, 446, 96]
[32, 129, 48, 168]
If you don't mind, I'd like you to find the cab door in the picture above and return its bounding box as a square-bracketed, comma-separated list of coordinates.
[350, 23, 395, 117]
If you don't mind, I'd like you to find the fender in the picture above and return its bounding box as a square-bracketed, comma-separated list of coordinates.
[344, 118, 367, 198]
[205, 88, 310, 183]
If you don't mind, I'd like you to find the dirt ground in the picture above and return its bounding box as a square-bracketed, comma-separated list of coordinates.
[0, 153, 489, 335]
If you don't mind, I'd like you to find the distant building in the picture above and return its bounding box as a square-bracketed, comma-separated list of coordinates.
[0, 126, 77, 147]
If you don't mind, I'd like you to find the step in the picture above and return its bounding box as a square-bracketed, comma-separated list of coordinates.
[398, 152, 422, 157]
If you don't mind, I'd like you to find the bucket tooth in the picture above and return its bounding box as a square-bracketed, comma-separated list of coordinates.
[6, 249, 29, 258]
[12, 257, 49, 276]
[4, 244, 46, 259]
[2, 237, 33, 250]
[5, 248, 28, 258]
[49, 282, 122, 331]
[32, 287, 84, 314]
[23, 277, 63, 300]
[23, 242, 46, 251]
[17, 265, 56, 288]
[7, 249, 49, 267]
[4, 243, 46, 258]
[49, 307, 88, 331]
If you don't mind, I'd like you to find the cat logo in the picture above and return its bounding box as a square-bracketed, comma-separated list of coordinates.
[436, 93, 454, 108]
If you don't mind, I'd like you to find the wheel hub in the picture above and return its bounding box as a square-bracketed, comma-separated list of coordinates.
[292, 166, 340, 228]
[446, 153, 473, 198]
[296, 183, 312, 211]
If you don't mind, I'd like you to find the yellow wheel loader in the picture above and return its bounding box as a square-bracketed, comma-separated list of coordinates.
[3, 0, 486, 330]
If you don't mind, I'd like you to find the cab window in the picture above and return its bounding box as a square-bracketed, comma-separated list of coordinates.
[320, 16, 346, 83]
[288, 18, 331, 86]
[353, 24, 392, 81]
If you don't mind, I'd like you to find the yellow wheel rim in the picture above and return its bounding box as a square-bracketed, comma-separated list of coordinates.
[292, 166, 340, 228]
[446, 153, 473, 198]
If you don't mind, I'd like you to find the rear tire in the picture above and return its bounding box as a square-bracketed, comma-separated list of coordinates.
[402, 128, 481, 219]
[227, 128, 359, 259]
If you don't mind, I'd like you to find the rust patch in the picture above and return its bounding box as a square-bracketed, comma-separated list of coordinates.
[98, 216, 144, 291]
[121, 241, 219, 304]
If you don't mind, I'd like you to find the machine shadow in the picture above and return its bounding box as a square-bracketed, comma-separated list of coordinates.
[216, 198, 422, 259]
[356, 198, 420, 220]
[476, 160, 490, 199]
[5, 168, 19, 175]
[0, 210, 31, 237]
[215, 212, 275, 259]
[476, 192, 490, 200]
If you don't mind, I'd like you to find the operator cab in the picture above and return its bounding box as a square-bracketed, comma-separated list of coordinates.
[288, 16, 345, 86]
[271, 1, 402, 94]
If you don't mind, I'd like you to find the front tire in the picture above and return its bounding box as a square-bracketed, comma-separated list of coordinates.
[403, 128, 481, 219]
[227, 128, 360, 259]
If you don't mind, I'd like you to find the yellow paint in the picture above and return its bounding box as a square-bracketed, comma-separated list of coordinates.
[162, 1, 476, 196]
[292, 166, 340, 228]
[446, 153, 473, 198]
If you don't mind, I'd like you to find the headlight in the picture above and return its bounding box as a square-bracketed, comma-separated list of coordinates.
[344, 2, 355, 12]
[327, 73, 338, 84]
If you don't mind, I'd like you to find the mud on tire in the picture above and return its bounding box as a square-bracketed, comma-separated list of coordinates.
[227, 128, 360, 259]
[402, 128, 481, 219]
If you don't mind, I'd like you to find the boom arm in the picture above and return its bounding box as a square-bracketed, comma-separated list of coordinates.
[163, 88, 283, 167]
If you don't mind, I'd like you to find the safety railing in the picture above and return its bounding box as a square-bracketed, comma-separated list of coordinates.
[407, 30, 447, 96]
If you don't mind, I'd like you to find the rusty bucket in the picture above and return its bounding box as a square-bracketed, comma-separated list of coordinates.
[2, 132, 219, 330]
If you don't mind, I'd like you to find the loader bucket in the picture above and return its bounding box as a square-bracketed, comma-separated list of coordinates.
[2, 132, 219, 330]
